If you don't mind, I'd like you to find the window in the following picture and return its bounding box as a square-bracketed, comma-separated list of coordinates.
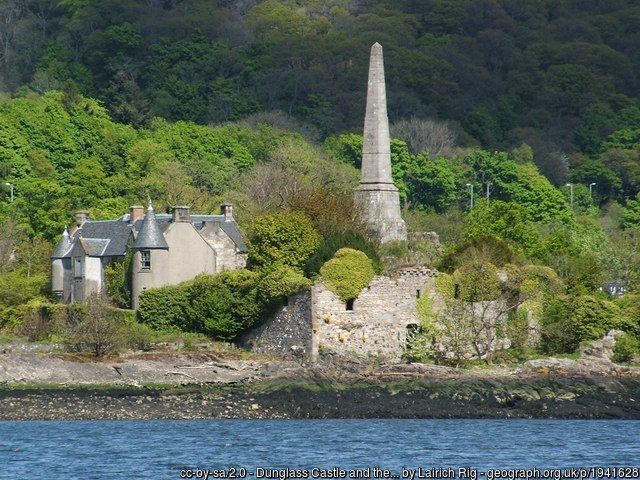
[416, 289, 421, 299]
[74, 257, 83, 278]
[346, 299, 355, 311]
[141, 250, 151, 270]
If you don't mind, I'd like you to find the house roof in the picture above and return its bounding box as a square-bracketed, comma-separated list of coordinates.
[51, 228, 72, 259]
[79, 238, 111, 256]
[51, 206, 247, 258]
[133, 204, 169, 250]
[73, 220, 133, 257]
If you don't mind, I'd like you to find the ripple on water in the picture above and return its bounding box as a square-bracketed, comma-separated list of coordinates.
[0, 419, 638, 479]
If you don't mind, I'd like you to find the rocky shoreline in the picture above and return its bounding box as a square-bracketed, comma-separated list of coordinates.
[2, 347, 640, 420]
[2, 375, 640, 420]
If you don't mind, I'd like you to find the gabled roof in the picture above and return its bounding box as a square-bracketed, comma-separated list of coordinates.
[73, 220, 133, 257]
[79, 238, 110, 257]
[132, 214, 248, 253]
[52, 205, 247, 258]
[133, 204, 169, 250]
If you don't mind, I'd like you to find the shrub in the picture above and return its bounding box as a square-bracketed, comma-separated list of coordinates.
[137, 283, 192, 332]
[248, 210, 321, 269]
[613, 332, 639, 363]
[452, 262, 501, 302]
[121, 321, 157, 351]
[257, 264, 311, 308]
[320, 248, 376, 301]
[305, 231, 381, 276]
[188, 270, 262, 340]
[438, 236, 520, 273]
[540, 295, 624, 354]
[104, 255, 132, 308]
[64, 295, 122, 357]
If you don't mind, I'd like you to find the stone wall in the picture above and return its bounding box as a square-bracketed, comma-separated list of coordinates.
[242, 291, 313, 360]
[313, 266, 437, 361]
[244, 266, 438, 362]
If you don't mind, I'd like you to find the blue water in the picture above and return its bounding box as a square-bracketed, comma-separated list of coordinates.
[0, 420, 638, 479]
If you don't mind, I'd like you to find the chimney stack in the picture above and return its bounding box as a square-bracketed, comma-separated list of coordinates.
[172, 205, 191, 223]
[75, 210, 90, 227]
[130, 205, 144, 224]
[220, 203, 234, 222]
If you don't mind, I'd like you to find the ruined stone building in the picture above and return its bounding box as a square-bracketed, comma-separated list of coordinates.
[245, 43, 423, 362]
[51, 203, 247, 308]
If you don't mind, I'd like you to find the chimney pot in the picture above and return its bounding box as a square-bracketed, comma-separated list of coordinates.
[172, 205, 191, 223]
[129, 205, 144, 224]
[75, 210, 90, 227]
[221, 203, 234, 221]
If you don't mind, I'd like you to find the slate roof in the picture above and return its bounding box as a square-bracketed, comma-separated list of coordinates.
[51, 229, 72, 259]
[51, 207, 247, 259]
[73, 220, 133, 257]
[133, 205, 169, 250]
[132, 214, 248, 253]
[79, 238, 111, 256]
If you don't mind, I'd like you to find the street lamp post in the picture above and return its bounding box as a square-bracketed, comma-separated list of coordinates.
[589, 182, 596, 200]
[4, 182, 13, 202]
[466, 183, 474, 209]
[566, 183, 573, 209]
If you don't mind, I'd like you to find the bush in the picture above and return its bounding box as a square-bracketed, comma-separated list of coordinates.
[613, 332, 639, 363]
[438, 236, 520, 273]
[452, 262, 501, 302]
[248, 210, 321, 269]
[320, 248, 375, 301]
[305, 231, 381, 276]
[104, 255, 132, 309]
[136, 264, 314, 341]
[258, 264, 311, 308]
[137, 283, 192, 332]
[540, 295, 623, 354]
[188, 270, 262, 340]
[63, 295, 122, 357]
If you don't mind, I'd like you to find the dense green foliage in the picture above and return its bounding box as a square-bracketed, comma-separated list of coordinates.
[137, 267, 311, 341]
[248, 211, 321, 269]
[320, 248, 376, 302]
[1, 1, 640, 362]
[3, 1, 639, 176]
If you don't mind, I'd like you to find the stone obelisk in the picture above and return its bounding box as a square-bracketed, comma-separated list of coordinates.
[355, 42, 407, 243]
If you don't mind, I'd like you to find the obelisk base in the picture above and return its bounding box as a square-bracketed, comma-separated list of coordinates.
[355, 183, 407, 243]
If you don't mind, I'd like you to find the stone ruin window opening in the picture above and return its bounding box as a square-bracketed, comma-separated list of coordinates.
[454, 283, 460, 299]
[346, 298, 355, 311]
[406, 323, 419, 348]
[416, 289, 421, 299]
[283, 296, 289, 307]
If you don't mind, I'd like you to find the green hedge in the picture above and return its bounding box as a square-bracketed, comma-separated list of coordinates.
[137, 283, 192, 332]
[137, 266, 312, 341]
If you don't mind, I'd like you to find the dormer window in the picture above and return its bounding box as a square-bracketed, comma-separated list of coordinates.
[141, 250, 151, 270]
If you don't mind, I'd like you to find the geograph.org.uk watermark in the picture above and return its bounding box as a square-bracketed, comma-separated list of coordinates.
[178, 466, 640, 480]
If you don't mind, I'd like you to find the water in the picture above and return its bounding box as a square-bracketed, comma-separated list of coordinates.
[0, 420, 638, 479]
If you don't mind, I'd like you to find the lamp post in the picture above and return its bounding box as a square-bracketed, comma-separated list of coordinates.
[486, 182, 492, 204]
[4, 182, 13, 202]
[589, 182, 596, 200]
[466, 183, 474, 209]
[566, 183, 573, 209]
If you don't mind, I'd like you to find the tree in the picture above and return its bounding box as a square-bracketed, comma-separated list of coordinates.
[248, 210, 321, 269]
[66, 295, 121, 357]
[320, 248, 375, 302]
[390, 117, 458, 157]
